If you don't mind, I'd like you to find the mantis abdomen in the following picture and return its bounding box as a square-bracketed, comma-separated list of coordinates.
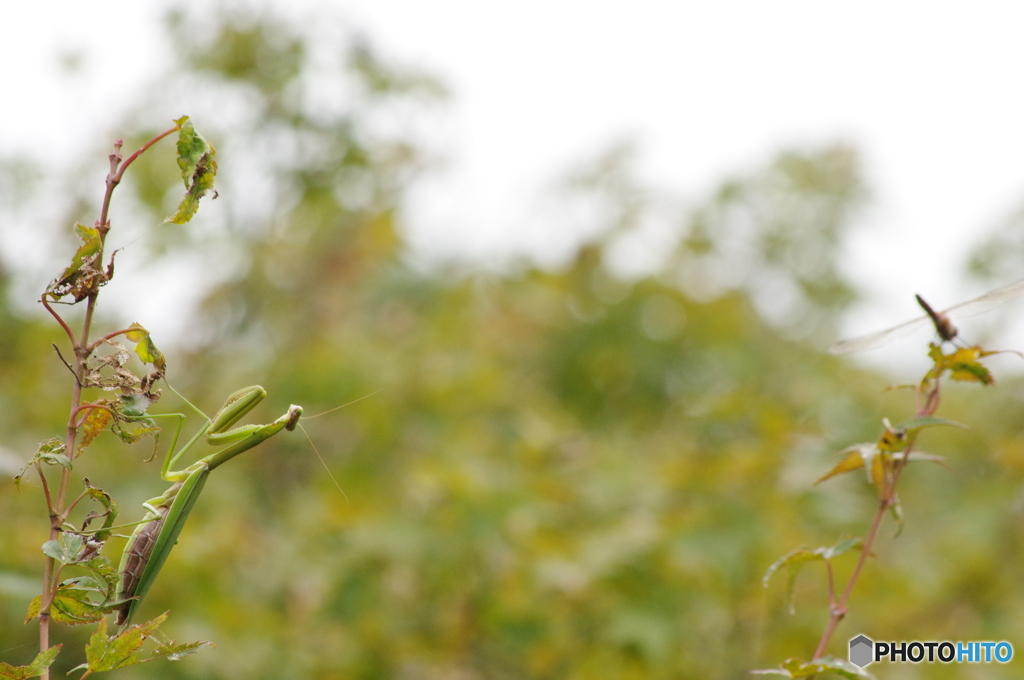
[115, 470, 209, 627]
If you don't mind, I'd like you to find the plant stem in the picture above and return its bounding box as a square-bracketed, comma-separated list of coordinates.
[813, 498, 887, 659]
[34, 128, 182, 679]
[812, 379, 939, 659]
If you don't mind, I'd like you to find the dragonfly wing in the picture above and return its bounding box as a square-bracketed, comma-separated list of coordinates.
[944, 276, 1024, 321]
[828, 314, 931, 354]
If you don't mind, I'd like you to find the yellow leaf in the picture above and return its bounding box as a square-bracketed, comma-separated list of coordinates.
[815, 448, 867, 485]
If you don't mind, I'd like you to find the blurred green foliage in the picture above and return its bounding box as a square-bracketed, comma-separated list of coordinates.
[2, 5, 1024, 679]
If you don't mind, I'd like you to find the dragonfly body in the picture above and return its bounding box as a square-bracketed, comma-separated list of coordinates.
[829, 276, 1024, 354]
[913, 295, 957, 343]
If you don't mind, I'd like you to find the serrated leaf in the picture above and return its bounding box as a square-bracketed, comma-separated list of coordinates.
[45, 223, 104, 302]
[23, 596, 40, 623]
[83, 554, 120, 597]
[79, 404, 114, 454]
[166, 116, 218, 224]
[85, 613, 169, 673]
[41, 536, 82, 564]
[929, 345, 996, 385]
[51, 592, 106, 625]
[152, 639, 215, 661]
[818, 440, 948, 496]
[815, 446, 871, 485]
[81, 479, 119, 542]
[0, 645, 61, 679]
[950, 362, 993, 384]
[84, 617, 139, 672]
[61, 576, 104, 592]
[25, 583, 105, 626]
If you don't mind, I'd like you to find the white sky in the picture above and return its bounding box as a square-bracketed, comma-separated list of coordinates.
[5, 0, 1024, 353]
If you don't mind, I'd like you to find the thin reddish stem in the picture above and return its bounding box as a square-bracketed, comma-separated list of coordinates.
[40, 297, 77, 345]
[111, 125, 179, 185]
[85, 325, 145, 354]
[811, 376, 942, 659]
[35, 127, 180, 679]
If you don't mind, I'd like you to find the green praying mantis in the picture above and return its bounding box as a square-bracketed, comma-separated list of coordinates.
[114, 385, 302, 627]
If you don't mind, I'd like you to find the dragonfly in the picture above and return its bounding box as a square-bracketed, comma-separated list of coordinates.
[829, 276, 1024, 354]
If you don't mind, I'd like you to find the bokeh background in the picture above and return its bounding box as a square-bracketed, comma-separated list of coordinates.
[4, 3, 1024, 678]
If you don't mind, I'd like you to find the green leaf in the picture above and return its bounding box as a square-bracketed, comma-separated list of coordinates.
[38, 438, 66, 456]
[50, 589, 107, 625]
[750, 669, 792, 677]
[751, 656, 876, 679]
[0, 645, 61, 679]
[763, 549, 825, 614]
[38, 452, 72, 469]
[763, 549, 824, 587]
[18, 439, 73, 481]
[16, 438, 73, 485]
[40, 534, 83, 564]
[125, 322, 166, 373]
[151, 639, 215, 661]
[889, 492, 904, 537]
[166, 116, 218, 224]
[822, 537, 863, 560]
[119, 393, 154, 418]
[41, 540, 66, 563]
[24, 585, 106, 625]
[81, 479, 119, 542]
[763, 540, 863, 614]
[60, 576, 105, 592]
[84, 613, 168, 673]
[927, 345, 996, 385]
[82, 554, 120, 598]
[817, 441, 945, 497]
[45, 223, 104, 302]
[893, 416, 968, 432]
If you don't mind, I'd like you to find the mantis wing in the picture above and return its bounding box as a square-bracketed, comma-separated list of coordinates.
[116, 466, 209, 626]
